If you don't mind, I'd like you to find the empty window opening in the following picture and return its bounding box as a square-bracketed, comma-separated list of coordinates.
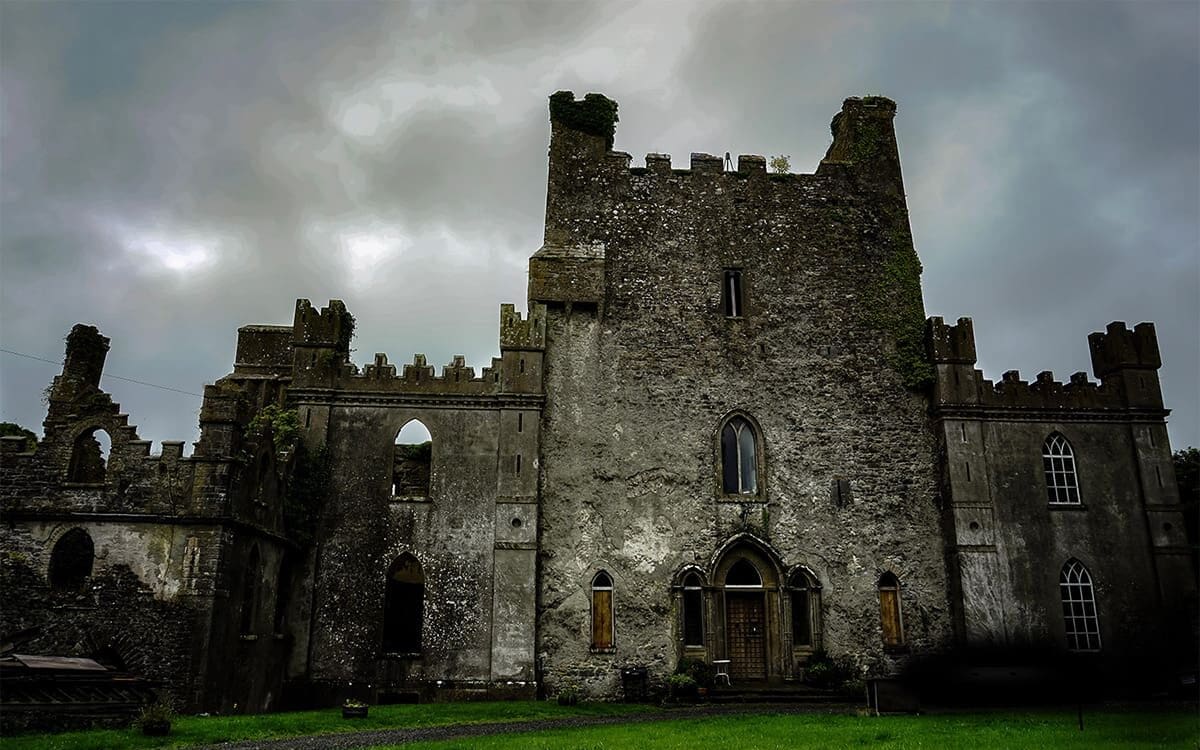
[721, 416, 758, 495]
[520, 358, 525, 373]
[965, 462, 971, 482]
[790, 569, 821, 649]
[240, 546, 261, 635]
[1043, 433, 1081, 505]
[273, 558, 292, 633]
[1060, 559, 1101, 651]
[725, 559, 763, 588]
[878, 572, 905, 648]
[517, 412, 523, 432]
[49, 528, 94, 592]
[591, 571, 614, 650]
[68, 427, 111, 483]
[516, 454, 522, 474]
[393, 420, 432, 497]
[383, 554, 424, 653]
[682, 573, 704, 647]
[723, 270, 743, 317]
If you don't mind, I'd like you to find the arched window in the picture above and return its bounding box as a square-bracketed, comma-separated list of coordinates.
[240, 546, 261, 635]
[591, 571, 614, 651]
[720, 416, 759, 495]
[878, 572, 904, 648]
[383, 554, 424, 653]
[1043, 433, 1080, 504]
[789, 569, 821, 650]
[68, 427, 111, 483]
[682, 572, 704, 648]
[49, 528, 94, 591]
[725, 559, 763, 588]
[1060, 560, 1101, 651]
[393, 420, 432, 497]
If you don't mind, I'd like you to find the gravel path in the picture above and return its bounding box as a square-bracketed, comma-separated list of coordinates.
[200, 703, 858, 750]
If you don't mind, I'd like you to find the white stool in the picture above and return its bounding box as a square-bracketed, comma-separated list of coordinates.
[712, 659, 731, 686]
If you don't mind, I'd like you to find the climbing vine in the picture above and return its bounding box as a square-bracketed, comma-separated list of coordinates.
[549, 91, 619, 148]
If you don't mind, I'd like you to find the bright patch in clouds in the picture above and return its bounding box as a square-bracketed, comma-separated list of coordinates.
[98, 216, 225, 276]
[307, 218, 409, 288]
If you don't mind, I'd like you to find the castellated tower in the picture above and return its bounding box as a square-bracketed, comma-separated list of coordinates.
[532, 92, 953, 695]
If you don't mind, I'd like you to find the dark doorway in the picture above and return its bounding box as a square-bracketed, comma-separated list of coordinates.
[383, 554, 424, 653]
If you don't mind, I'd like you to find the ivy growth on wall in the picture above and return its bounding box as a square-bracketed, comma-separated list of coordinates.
[549, 91, 619, 149]
[248, 405, 300, 452]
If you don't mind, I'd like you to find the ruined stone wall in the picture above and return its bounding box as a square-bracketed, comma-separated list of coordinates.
[292, 301, 543, 700]
[533, 94, 953, 698]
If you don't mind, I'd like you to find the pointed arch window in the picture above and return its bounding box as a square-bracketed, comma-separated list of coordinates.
[393, 420, 432, 498]
[591, 571, 614, 651]
[1060, 560, 1101, 652]
[878, 572, 904, 649]
[725, 559, 763, 588]
[49, 528, 94, 592]
[383, 554, 424, 653]
[720, 415, 760, 496]
[682, 572, 705, 648]
[1043, 433, 1080, 505]
[789, 569, 821, 650]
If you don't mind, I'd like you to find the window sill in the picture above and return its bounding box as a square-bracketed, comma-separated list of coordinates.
[882, 644, 909, 655]
[390, 496, 431, 504]
[716, 495, 765, 504]
[589, 647, 616, 655]
[239, 634, 258, 642]
[61, 482, 105, 489]
[1048, 503, 1087, 512]
[382, 651, 423, 659]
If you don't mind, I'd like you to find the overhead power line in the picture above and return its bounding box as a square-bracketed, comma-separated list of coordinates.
[0, 348, 205, 398]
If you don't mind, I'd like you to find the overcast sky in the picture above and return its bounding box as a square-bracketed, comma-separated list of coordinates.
[2, 0, 1197, 453]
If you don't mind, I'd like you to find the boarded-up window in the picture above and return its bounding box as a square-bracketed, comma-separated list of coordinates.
[878, 572, 904, 648]
[383, 554, 424, 653]
[591, 571, 614, 650]
[682, 573, 704, 647]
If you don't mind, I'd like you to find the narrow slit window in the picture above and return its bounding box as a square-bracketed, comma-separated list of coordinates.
[965, 462, 971, 482]
[723, 270, 743, 318]
[516, 454, 522, 474]
[517, 412, 523, 432]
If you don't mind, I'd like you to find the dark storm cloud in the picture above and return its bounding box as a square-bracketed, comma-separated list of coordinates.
[1, 1, 1196, 451]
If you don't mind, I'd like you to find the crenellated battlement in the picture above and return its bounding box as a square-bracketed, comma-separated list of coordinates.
[1089, 321, 1161, 377]
[500, 303, 546, 351]
[927, 316, 1166, 413]
[293, 299, 353, 352]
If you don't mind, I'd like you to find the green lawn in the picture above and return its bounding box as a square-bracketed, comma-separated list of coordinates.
[4, 705, 1195, 750]
[388, 710, 1198, 750]
[2, 701, 653, 750]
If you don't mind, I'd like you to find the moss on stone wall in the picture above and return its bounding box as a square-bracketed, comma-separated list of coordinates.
[867, 226, 935, 391]
[285, 441, 330, 547]
[550, 91, 619, 148]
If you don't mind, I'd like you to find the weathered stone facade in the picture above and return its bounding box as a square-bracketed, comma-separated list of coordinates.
[1, 92, 1193, 712]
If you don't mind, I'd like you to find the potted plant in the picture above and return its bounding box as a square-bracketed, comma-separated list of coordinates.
[137, 697, 175, 736]
[556, 684, 580, 706]
[342, 699, 369, 719]
[666, 673, 698, 703]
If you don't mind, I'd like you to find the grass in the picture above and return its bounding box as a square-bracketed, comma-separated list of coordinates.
[385, 709, 1199, 750]
[2, 701, 654, 750]
[5, 704, 1196, 750]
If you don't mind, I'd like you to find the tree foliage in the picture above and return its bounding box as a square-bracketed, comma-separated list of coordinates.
[0, 422, 37, 451]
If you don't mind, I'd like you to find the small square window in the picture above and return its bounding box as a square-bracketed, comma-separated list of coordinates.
[723, 270, 743, 318]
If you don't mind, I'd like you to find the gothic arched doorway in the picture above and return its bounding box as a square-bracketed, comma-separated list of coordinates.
[712, 540, 784, 682]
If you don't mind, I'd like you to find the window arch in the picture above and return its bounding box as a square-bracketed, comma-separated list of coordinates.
[720, 415, 760, 496]
[68, 427, 111, 483]
[1043, 433, 1080, 505]
[591, 571, 614, 651]
[393, 420, 432, 497]
[681, 572, 704, 648]
[725, 559, 763, 588]
[49, 527, 94, 591]
[240, 546, 261, 635]
[1060, 560, 1101, 651]
[383, 554, 424, 653]
[789, 568, 821, 650]
[877, 572, 904, 649]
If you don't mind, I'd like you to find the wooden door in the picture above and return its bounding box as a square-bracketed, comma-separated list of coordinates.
[726, 592, 766, 679]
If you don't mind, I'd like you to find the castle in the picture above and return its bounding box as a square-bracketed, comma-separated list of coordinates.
[1, 92, 1193, 716]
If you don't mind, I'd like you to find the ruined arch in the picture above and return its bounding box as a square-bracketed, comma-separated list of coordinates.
[393, 419, 432, 497]
[68, 426, 111, 483]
